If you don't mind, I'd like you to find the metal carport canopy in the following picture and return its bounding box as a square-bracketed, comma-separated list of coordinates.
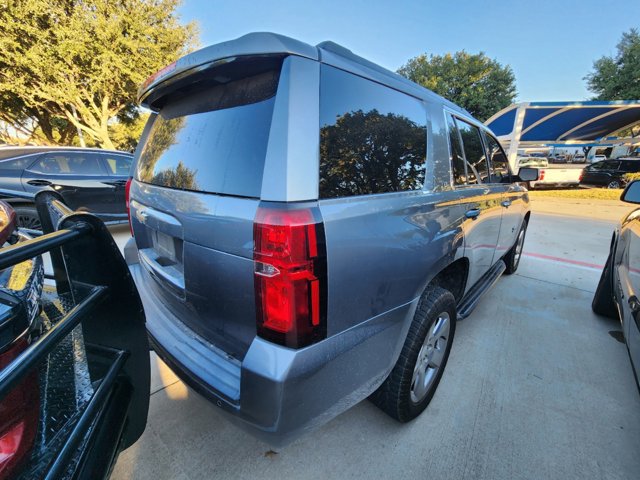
[485, 100, 640, 167]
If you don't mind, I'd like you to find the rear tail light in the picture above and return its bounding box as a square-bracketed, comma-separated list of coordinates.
[539, 169, 545, 181]
[125, 177, 133, 236]
[253, 205, 327, 348]
[0, 338, 39, 479]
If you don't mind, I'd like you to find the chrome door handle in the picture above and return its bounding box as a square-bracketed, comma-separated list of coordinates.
[501, 200, 511, 208]
[27, 179, 52, 186]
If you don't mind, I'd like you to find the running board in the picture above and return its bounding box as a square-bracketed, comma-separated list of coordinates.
[457, 260, 506, 320]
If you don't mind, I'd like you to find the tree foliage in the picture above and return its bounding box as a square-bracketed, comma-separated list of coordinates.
[0, 0, 196, 149]
[585, 28, 640, 100]
[398, 51, 516, 121]
[320, 109, 426, 198]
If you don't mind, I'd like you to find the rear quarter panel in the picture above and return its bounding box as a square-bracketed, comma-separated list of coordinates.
[319, 187, 466, 337]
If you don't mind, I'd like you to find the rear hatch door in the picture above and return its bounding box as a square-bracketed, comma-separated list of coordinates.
[130, 57, 284, 360]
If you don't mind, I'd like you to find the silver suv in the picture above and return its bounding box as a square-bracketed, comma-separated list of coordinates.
[125, 33, 535, 444]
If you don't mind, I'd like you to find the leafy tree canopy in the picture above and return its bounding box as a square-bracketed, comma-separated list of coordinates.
[0, 0, 197, 149]
[398, 51, 516, 121]
[320, 109, 426, 198]
[585, 28, 640, 100]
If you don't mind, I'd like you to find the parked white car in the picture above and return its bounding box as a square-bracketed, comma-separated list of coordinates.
[527, 165, 582, 189]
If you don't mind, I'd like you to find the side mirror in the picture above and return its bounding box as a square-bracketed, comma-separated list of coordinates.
[621, 180, 640, 204]
[516, 167, 539, 182]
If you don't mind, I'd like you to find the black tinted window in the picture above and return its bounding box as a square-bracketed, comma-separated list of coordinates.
[136, 68, 280, 197]
[319, 66, 426, 198]
[456, 119, 488, 184]
[30, 152, 106, 175]
[620, 161, 640, 172]
[485, 133, 511, 183]
[602, 160, 620, 170]
[446, 114, 466, 185]
[103, 154, 132, 176]
[0, 157, 36, 170]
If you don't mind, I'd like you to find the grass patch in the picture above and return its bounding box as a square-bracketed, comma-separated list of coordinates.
[528, 188, 623, 201]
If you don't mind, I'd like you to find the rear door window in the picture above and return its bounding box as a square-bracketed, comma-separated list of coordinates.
[620, 161, 640, 172]
[484, 132, 511, 183]
[0, 156, 38, 171]
[102, 154, 132, 176]
[446, 114, 467, 186]
[319, 65, 427, 198]
[29, 152, 107, 175]
[456, 119, 489, 184]
[601, 160, 621, 170]
[136, 67, 281, 198]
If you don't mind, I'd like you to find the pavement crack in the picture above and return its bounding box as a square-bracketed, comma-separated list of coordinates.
[513, 273, 596, 294]
[150, 379, 182, 396]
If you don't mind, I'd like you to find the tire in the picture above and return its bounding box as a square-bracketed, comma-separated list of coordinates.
[370, 285, 456, 422]
[14, 206, 42, 231]
[592, 249, 617, 318]
[503, 219, 528, 275]
[608, 180, 621, 189]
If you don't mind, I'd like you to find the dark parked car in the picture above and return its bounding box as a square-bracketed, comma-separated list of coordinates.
[580, 158, 640, 189]
[0, 147, 133, 229]
[125, 32, 537, 444]
[592, 180, 640, 388]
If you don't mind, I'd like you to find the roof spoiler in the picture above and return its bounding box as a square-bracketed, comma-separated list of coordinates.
[137, 32, 318, 108]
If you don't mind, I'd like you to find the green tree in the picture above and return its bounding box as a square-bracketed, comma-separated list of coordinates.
[585, 28, 640, 100]
[320, 109, 426, 197]
[398, 51, 516, 121]
[0, 0, 197, 149]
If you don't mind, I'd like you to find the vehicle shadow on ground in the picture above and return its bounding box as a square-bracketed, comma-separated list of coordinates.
[113, 272, 640, 480]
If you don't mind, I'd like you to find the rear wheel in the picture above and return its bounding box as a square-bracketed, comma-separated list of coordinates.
[14, 206, 42, 231]
[370, 285, 456, 422]
[504, 220, 528, 274]
[592, 249, 618, 318]
[608, 180, 621, 189]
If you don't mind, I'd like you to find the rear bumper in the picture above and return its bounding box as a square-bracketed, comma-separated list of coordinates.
[530, 180, 579, 188]
[126, 239, 414, 444]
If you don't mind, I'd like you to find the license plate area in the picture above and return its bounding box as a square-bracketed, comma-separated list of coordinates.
[151, 230, 183, 271]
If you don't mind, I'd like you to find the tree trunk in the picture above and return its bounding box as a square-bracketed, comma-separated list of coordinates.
[36, 110, 56, 144]
[98, 130, 116, 150]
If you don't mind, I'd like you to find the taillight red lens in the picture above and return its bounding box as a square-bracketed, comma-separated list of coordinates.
[125, 177, 133, 236]
[253, 206, 327, 348]
[539, 169, 545, 181]
[0, 338, 39, 480]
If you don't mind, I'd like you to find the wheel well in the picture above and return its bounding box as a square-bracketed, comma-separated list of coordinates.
[524, 211, 531, 224]
[429, 258, 469, 304]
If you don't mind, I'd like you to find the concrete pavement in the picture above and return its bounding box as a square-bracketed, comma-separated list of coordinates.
[110, 200, 640, 480]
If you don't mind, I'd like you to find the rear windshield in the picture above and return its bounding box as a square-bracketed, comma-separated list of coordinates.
[136, 66, 281, 198]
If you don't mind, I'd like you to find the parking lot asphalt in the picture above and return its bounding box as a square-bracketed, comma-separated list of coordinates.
[110, 201, 640, 480]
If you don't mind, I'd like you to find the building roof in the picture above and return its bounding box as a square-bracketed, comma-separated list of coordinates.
[486, 101, 640, 143]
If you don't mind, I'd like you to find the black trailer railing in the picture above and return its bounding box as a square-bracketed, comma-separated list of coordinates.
[0, 193, 149, 480]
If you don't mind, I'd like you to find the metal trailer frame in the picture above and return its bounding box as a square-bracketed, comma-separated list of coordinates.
[0, 193, 149, 479]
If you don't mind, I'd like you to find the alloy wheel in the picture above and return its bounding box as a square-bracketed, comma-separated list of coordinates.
[410, 312, 451, 404]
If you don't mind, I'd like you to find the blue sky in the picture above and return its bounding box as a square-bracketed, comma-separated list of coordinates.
[177, 0, 639, 103]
